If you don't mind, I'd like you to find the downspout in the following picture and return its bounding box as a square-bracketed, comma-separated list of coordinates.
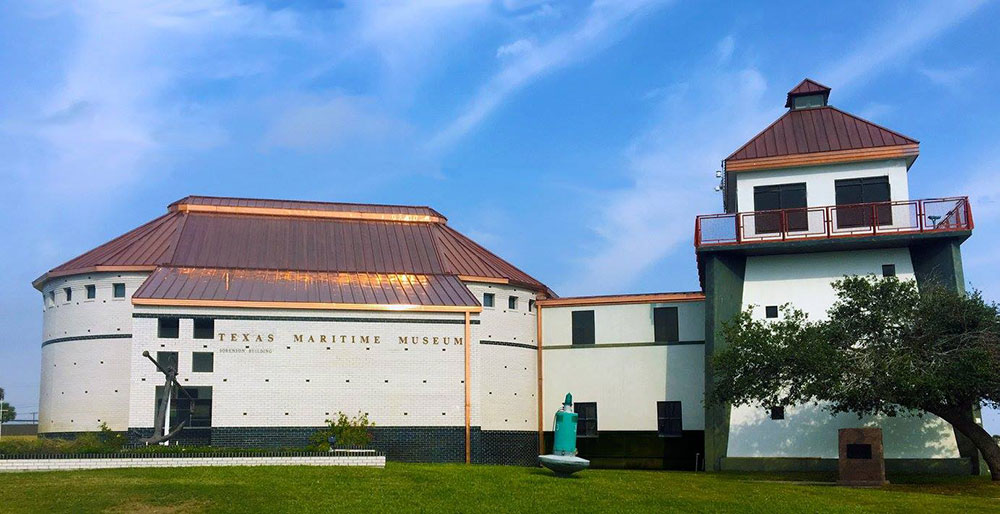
[536, 305, 544, 455]
[464, 310, 471, 464]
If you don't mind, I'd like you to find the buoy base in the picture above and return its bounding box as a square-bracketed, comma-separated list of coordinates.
[538, 454, 590, 477]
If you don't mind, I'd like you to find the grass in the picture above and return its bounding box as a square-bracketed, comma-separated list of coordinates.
[0, 463, 997, 513]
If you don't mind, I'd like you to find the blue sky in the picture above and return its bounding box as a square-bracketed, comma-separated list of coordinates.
[1, 0, 998, 433]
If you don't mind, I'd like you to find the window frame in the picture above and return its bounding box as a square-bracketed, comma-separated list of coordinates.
[193, 318, 215, 340]
[765, 305, 779, 319]
[882, 264, 896, 277]
[64, 287, 72, 302]
[85, 284, 96, 300]
[508, 296, 518, 310]
[571, 310, 595, 346]
[112, 283, 126, 299]
[575, 402, 598, 438]
[192, 352, 214, 373]
[482, 293, 495, 308]
[653, 306, 679, 343]
[157, 351, 179, 372]
[657, 401, 683, 438]
[157, 317, 180, 339]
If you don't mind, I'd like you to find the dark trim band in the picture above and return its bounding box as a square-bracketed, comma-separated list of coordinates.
[479, 340, 537, 350]
[42, 333, 132, 347]
[133, 313, 480, 325]
[544, 340, 705, 350]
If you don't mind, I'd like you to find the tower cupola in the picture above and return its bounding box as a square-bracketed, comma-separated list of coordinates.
[785, 78, 831, 109]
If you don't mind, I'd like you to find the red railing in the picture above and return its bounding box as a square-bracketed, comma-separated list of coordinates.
[694, 197, 973, 248]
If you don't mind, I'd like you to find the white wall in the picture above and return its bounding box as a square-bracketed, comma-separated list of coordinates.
[734, 158, 910, 212]
[541, 301, 705, 345]
[540, 300, 706, 432]
[38, 272, 147, 433]
[128, 306, 471, 430]
[543, 343, 704, 431]
[467, 282, 539, 432]
[731, 248, 960, 458]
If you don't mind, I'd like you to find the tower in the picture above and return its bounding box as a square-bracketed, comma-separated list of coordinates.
[697, 79, 975, 473]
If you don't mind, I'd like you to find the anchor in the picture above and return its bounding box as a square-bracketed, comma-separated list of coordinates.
[141, 350, 196, 445]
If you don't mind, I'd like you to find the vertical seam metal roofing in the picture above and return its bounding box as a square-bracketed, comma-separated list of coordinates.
[34, 196, 550, 299]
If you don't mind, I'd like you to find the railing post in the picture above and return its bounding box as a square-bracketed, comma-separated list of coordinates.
[826, 206, 832, 238]
[964, 197, 974, 230]
[735, 214, 742, 244]
[871, 204, 877, 234]
[781, 210, 787, 241]
[917, 200, 924, 232]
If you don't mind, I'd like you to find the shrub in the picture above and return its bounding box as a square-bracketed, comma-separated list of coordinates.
[310, 411, 374, 450]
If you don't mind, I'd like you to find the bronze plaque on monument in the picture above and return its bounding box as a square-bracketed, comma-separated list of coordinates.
[838, 427, 887, 486]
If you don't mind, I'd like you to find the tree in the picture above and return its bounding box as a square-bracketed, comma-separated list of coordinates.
[711, 275, 1000, 481]
[0, 386, 14, 423]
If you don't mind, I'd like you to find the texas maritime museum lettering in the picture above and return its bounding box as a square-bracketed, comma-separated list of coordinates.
[216, 332, 464, 345]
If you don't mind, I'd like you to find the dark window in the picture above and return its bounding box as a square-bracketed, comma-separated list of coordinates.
[882, 264, 896, 277]
[835, 176, 892, 228]
[192, 352, 214, 373]
[571, 310, 595, 345]
[193, 318, 214, 339]
[85, 285, 96, 299]
[155, 386, 212, 428]
[113, 283, 126, 298]
[156, 351, 179, 372]
[528, 299, 535, 312]
[64, 287, 72, 302]
[508, 296, 518, 310]
[765, 306, 779, 319]
[653, 307, 679, 343]
[846, 443, 873, 459]
[753, 183, 807, 233]
[657, 401, 683, 437]
[770, 406, 785, 420]
[483, 293, 495, 308]
[158, 317, 180, 339]
[576, 402, 598, 438]
[48, 290, 55, 305]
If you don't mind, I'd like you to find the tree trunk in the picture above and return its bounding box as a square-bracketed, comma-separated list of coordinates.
[937, 407, 1000, 481]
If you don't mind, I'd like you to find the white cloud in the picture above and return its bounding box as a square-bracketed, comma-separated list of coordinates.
[263, 94, 410, 151]
[822, 0, 987, 96]
[497, 39, 534, 59]
[919, 65, 977, 90]
[716, 35, 734, 62]
[427, 0, 671, 150]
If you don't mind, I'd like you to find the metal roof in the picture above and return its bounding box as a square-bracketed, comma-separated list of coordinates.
[35, 196, 550, 302]
[725, 105, 918, 163]
[132, 267, 480, 309]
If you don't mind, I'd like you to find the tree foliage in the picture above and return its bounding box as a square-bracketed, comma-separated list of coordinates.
[310, 411, 375, 450]
[712, 275, 1000, 481]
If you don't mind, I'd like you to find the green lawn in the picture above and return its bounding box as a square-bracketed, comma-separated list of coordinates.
[0, 464, 997, 513]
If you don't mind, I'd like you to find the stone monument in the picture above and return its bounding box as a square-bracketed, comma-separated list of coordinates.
[838, 427, 887, 486]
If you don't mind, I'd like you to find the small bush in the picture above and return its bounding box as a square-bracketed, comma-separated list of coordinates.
[310, 411, 375, 450]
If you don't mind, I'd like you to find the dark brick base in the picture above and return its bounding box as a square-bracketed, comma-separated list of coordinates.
[545, 430, 705, 470]
[53, 426, 539, 465]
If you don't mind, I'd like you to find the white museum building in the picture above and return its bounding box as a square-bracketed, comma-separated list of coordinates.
[33, 80, 980, 472]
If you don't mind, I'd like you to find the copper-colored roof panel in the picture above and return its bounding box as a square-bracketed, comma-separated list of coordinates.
[726, 106, 918, 163]
[132, 268, 480, 308]
[170, 195, 446, 220]
[38, 196, 550, 296]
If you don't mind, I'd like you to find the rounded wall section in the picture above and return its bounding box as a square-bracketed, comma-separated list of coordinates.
[38, 272, 147, 433]
[466, 282, 540, 433]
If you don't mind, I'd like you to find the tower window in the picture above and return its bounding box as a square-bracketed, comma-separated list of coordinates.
[571, 310, 595, 345]
[508, 296, 518, 310]
[657, 401, 683, 437]
[765, 306, 779, 319]
[64, 287, 72, 302]
[575, 402, 598, 438]
[158, 317, 180, 339]
[653, 307, 679, 343]
[528, 299, 535, 312]
[85, 285, 96, 299]
[193, 318, 215, 339]
[157, 351, 179, 372]
[48, 290, 55, 305]
[113, 283, 126, 298]
[483, 293, 495, 308]
[882, 264, 896, 277]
